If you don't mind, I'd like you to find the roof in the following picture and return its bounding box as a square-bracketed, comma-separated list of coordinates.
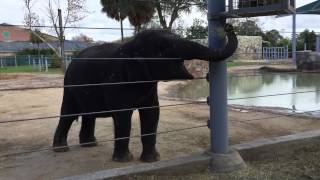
[0, 40, 93, 52]
[296, 0, 320, 14]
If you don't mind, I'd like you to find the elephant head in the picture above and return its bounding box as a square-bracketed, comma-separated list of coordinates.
[119, 24, 238, 80]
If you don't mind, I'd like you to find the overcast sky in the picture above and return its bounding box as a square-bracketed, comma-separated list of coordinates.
[0, 0, 319, 41]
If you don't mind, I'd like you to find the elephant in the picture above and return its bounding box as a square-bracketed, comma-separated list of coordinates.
[52, 24, 238, 162]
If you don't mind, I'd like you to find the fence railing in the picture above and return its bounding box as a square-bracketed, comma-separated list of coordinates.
[0, 55, 73, 72]
[255, 46, 289, 60]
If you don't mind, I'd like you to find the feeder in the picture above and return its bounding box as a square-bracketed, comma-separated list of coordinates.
[227, 0, 295, 17]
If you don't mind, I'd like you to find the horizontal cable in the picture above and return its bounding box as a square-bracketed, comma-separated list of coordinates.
[0, 77, 206, 92]
[0, 124, 207, 157]
[0, 102, 206, 124]
[231, 108, 320, 124]
[1, 89, 320, 124]
[70, 57, 182, 60]
[228, 89, 320, 101]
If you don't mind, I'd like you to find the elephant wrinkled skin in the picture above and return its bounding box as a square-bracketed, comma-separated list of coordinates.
[53, 24, 238, 163]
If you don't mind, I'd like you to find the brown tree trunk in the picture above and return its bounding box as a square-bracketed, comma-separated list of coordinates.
[155, 1, 168, 29]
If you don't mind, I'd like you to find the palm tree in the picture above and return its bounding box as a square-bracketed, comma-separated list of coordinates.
[100, 0, 155, 40]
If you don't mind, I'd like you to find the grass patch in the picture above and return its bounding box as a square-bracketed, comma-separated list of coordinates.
[0, 66, 62, 74]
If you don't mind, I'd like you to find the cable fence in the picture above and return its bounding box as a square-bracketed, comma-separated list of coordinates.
[1, 1, 320, 177]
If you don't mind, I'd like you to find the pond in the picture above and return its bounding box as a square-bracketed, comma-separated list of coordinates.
[166, 73, 320, 113]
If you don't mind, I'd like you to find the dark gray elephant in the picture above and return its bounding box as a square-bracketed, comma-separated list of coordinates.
[53, 24, 238, 162]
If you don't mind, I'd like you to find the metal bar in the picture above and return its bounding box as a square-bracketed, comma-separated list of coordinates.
[316, 36, 320, 53]
[292, 3, 297, 63]
[0, 124, 207, 158]
[58, 9, 66, 73]
[208, 0, 228, 154]
[45, 57, 48, 72]
[0, 102, 205, 124]
[14, 55, 17, 67]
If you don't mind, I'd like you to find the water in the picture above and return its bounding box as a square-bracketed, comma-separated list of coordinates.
[166, 73, 320, 113]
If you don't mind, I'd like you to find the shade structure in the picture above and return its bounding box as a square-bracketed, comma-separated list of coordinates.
[296, 0, 320, 15]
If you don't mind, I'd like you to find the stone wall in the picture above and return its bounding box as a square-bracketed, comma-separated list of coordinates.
[296, 51, 320, 71]
[193, 36, 263, 60]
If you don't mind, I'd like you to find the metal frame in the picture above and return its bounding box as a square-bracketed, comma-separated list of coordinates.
[228, 0, 295, 17]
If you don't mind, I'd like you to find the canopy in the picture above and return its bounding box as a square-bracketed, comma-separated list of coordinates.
[296, 0, 320, 15]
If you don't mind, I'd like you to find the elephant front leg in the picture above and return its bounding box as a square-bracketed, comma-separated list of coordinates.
[112, 110, 134, 162]
[79, 116, 97, 147]
[139, 107, 160, 162]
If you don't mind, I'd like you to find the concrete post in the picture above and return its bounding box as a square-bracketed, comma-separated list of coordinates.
[206, 0, 245, 172]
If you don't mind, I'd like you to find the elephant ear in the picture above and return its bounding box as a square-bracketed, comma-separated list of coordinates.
[124, 60, 152, 82]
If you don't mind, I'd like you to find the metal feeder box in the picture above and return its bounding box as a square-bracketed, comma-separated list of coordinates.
[228, 0, 295, 17]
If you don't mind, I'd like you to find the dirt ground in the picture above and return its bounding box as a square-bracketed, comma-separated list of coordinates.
[1, 66, 320, 179]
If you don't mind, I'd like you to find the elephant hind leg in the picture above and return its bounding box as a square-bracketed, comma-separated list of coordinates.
[79, 115, 97, 147]
[112, 110, 134, 162]
[53, 90, 79, 152]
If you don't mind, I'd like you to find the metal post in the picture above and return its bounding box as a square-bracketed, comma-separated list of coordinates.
[14, 55, 17, 67]
[0, 58, 3, 68]
[304, 43, 307, 51]
[206, 0, 245, 172]
[317, 36, 320, 53]
[28, 55, 31, 66]
[45, 57, 48, 72]
[38, 58, 41, 72]
[58, 9, 66, 73]
[33, 59, 35, 69]
[208, 0, 228, 154]
[292, 6, 297, 63]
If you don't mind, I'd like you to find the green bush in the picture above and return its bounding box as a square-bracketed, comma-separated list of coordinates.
[50, 54, 61, 68]
[16, 48, 55, 56]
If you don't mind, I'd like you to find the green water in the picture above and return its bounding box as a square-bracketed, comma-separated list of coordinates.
[166, 73, 320, 113]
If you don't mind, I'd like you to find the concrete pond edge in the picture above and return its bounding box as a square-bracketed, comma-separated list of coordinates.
[58, 129, 320, 180]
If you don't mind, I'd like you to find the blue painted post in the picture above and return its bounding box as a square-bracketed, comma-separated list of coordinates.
[208, 0, 228, 154]
[316, 36, 320, 53]
[292, 5, 296, 63]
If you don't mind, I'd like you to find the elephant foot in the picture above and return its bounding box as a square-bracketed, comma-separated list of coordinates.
[52, 141, 69, 152]
[112, 151, 134, 162]
[80, 137, 98, 147]
[140, 150, 160, 162]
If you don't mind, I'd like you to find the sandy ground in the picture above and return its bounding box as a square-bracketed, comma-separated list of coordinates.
[1, 68, 320, 179]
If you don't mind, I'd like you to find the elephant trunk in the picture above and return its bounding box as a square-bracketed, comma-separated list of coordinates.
[180, 28, 238, 61]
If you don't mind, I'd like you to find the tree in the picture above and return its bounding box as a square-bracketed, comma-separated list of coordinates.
[154, 0, 206, 30]
[30, 29, 44, 57]
[297, 29, 317, 51]
[46, 0, 89, 72]
[72, 34, 93, 43]
[100, 0, 155, 36]
[263, 29, 283, 46]
[185, 19, 208, 39]
[229, 18, 264, 36]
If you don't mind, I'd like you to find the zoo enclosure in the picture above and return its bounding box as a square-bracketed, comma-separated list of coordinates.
[2, 0, 320, 177]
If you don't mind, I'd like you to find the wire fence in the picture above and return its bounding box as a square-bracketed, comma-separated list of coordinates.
[1, 2, 320, 176]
